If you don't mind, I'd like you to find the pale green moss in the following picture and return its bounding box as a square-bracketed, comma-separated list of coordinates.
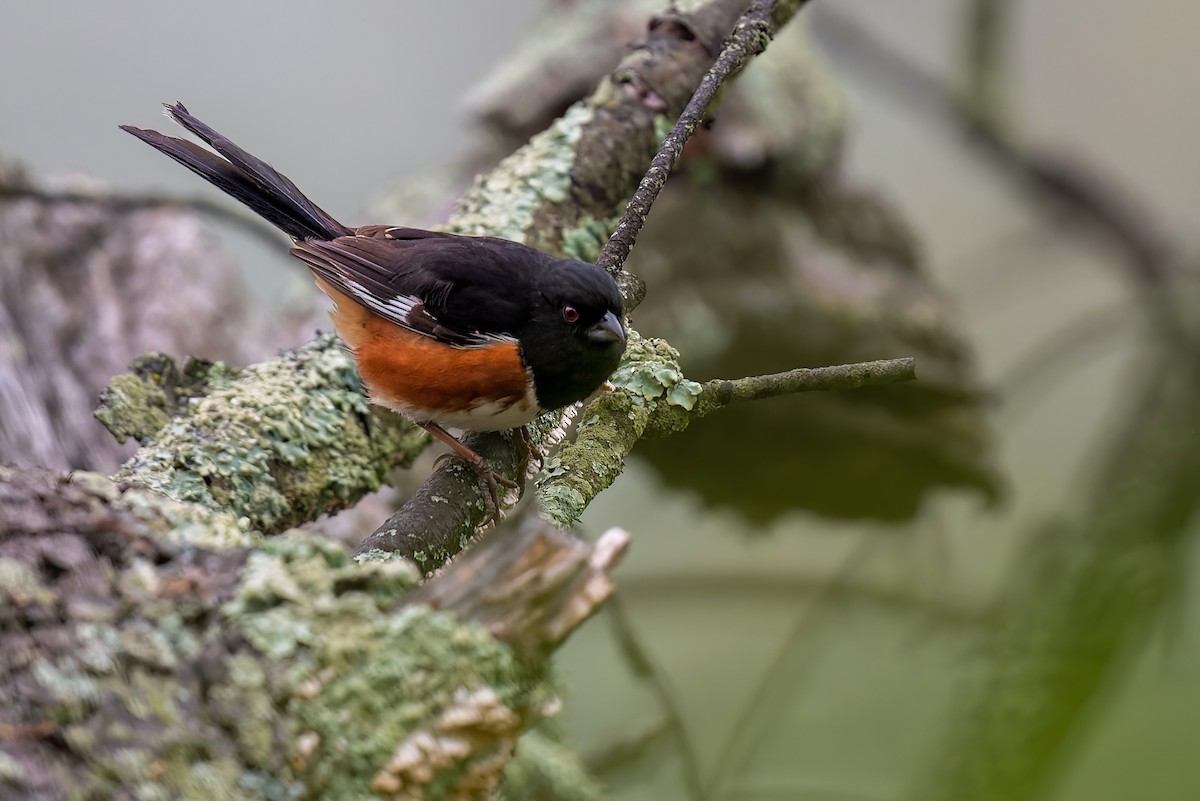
[215, 535, 545, 797]
[559, 214, 617, 263]
[113, 333, 425, 534]
[447, 102, 594, 241]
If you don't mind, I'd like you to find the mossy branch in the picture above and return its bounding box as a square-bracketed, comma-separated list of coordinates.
[100, 333, 428, 534]
[0, 465, 624, 798]
[105, 0, 773, 554]
[103, 0, 862, 569]
[693, 357, 916, 414]
[536, 338, 916, 527]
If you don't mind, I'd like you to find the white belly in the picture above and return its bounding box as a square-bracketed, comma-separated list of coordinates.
[376, 385, 541, 432]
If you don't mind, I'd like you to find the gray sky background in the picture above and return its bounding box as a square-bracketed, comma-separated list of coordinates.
[0, 1, 538, 221]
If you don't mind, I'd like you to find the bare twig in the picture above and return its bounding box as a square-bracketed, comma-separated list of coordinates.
[0, 184, 285, 252]
[537, 354, 918, 528]
[607, 596, 708, 801]
[810, 6, 1174, 283]
[597, 0, 810, 285]
[694, 358, 916, 417]
[959, 0, 1011, 131]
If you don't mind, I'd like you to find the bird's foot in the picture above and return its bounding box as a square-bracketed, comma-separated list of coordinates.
[431, 452, 517, 521]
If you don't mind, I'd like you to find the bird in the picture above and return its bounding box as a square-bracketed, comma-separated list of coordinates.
[121, 102, 626, 513]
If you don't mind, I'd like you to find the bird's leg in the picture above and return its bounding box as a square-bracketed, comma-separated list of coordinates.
[514, 425, 542, 481]
[421, 422, 517, 517]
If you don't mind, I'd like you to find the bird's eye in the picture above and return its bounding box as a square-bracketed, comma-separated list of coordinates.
[562, 305, 580, 323]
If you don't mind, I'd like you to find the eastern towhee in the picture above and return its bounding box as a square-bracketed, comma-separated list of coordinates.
[121, 103, 626, 510]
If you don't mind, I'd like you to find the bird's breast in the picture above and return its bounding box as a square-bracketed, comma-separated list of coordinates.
[354, 319, 539, 431]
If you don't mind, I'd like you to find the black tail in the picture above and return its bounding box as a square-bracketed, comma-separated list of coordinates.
[120, 102, 350, 241]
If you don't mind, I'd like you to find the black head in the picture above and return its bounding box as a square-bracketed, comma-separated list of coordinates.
[519, 259, 626, 411]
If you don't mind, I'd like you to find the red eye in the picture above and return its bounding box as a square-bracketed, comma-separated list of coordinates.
[562, 305, 580, 323]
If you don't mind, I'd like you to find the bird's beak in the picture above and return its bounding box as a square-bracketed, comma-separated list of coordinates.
[587, 310, 626, 345]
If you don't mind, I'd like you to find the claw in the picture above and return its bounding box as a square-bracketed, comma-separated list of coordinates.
[514, 425, 540, 481]
[423, 423, 521, 522]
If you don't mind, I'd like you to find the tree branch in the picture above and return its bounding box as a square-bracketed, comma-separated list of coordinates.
[104, 0, 863, 570]
[0, 465, 626, 798]
[537, 337, 917, 528]
[0, 183, 286, 253]
[99, 334, 428, 534]
[693, 357, 916, 415]
[597, 0, 806, 284]
[354, 0, 822, 559]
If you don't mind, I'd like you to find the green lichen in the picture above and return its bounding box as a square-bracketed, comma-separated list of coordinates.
[447, 102, 595, 242]
[559, 213, 618, 263]
[31, 526, 485, 799]
[652, 112, 674, 144]
[608, 330, 702, 409]
[296, 606, 549, 798]
[121, 484, 257, 550]
[536, 388, 651, 528]
[94, 372, 173, 445]
[537, 329, 706, 525]
[216, 531, 549, 797]
[112, 333, 426, 534]
[95, 353, 236, 445]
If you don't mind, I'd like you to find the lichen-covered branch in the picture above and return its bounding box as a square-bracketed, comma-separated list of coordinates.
[371, 0, 827, 553]
[354, 429, 526, 566]
[0, 183, 284, 253]
[100, 333, 428, 534]
[0, 465, 624, 799]
[693, 357, 916, 414]
[536, 335, 917, 527]
[101, 0, 779, 552]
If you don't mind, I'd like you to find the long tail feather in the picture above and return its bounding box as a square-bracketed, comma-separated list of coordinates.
[120, 102, 350, 241]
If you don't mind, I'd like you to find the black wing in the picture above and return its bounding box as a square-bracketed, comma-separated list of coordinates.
[292, 228, 549, 347]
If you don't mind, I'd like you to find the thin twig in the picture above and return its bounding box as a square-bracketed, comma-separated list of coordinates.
[998, 304, 1131, 418]
[695, 357, 916, 417]
[810, 5, 1174, 283]
[606, 596, 708, 801]
[537, 356, 918, 528]
[707, 535, 882, 794]
[596, 0, 802, 280]
[959, 0, 1011, 131]
[0, 184, 285, 252]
